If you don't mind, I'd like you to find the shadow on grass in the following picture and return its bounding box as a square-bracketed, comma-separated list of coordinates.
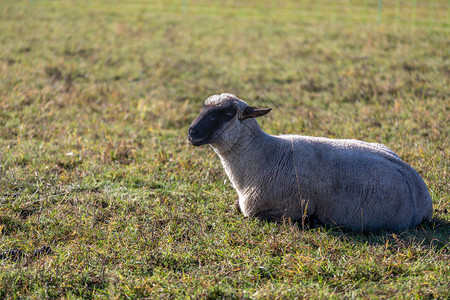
[318, 216, 450, 252]
[255, 212, 449, 253]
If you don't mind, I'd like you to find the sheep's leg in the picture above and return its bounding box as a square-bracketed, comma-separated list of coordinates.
[255, 210, 320, 228]
[255, 210, 286, 222]
[298, 214, 322, 229]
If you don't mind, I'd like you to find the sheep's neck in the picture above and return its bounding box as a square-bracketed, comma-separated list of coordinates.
[211, 123, 275, 191]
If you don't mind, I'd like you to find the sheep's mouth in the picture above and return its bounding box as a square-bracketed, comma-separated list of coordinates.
[188, 136, 209, 146]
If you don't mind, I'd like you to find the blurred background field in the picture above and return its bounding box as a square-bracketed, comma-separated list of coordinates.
[0, 0, 449, 298]
[4, 0, 449, 30]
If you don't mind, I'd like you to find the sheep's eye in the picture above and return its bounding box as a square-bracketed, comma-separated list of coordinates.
[225, 112, 234, 117]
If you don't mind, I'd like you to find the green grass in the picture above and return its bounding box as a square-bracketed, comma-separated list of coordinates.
[0, 0, 449, 298]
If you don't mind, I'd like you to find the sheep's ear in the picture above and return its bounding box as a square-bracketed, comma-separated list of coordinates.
[238, 106, 272, 120]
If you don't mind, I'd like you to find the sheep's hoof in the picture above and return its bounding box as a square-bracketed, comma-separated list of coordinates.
[234, 199, 241, 214]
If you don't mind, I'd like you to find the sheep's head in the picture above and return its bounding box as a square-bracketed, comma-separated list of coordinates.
[188, 93, 271, 147]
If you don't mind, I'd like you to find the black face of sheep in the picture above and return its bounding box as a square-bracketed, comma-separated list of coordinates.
[188, 101, 271, 146]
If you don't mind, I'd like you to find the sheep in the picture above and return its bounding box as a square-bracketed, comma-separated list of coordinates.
[187, 93, 433, 231]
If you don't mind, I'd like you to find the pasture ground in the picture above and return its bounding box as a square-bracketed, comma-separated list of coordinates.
[0, 1, 449, 298]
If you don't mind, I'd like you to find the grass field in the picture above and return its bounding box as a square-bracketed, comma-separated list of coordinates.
[0, 0, 449, 298]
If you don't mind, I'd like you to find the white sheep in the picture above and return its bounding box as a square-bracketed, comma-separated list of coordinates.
[188, 93, 433, 231]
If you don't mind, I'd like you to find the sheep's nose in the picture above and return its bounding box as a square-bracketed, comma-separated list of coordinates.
[189, 127, 198, 135]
